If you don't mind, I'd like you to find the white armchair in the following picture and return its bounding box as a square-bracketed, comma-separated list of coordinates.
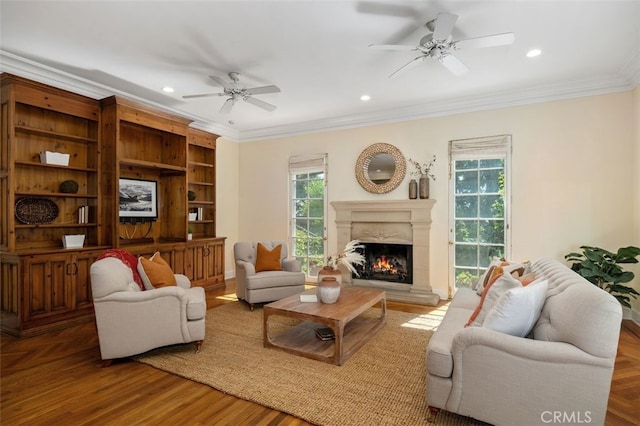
[90, 257, 206, 366]
[234, 240, 306, 310]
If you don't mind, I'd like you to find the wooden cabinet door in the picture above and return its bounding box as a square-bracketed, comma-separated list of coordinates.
[204, 240, 225, 284]
[22, 253, 73, 321]
[184, 239, 225, 289]
[185, 243, 207, 284]
[71, 250, 102, 311]
[168, 244, 188, 276]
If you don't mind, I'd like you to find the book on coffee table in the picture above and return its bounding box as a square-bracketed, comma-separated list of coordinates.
[315, 327, 335, 341]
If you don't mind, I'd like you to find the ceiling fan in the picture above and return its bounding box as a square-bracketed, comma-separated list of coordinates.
[183, 72, 280, 114]
[369, 12, 515, 78]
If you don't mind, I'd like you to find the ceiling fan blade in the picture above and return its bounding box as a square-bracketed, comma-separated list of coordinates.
[454, 32, 515, 50]
[209, 74, 233, 90]
[219, 98, 235, 114]
[389, 55, 426, 78]
[244, 85, 281, 95]
[433, 12, 458, 42]
[182, 92, 224, 99]
[438, 53, 469, 76]
[244, 95, 277, 112]
[369, 43, 417, 51]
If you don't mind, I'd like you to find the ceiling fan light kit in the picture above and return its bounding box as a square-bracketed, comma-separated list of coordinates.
[370, 12, 515, 78]
[183, 72, 280, 114]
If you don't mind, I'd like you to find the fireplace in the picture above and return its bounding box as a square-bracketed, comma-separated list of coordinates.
[331, 200, 439, 306]
[355, 243, 412, 284]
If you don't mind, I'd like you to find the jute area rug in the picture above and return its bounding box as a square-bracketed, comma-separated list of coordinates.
[135, 302, 479, 426]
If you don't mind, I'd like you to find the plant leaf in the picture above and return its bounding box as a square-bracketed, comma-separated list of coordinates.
[615, 246, 640, 263]
[565, 245, 639, 306]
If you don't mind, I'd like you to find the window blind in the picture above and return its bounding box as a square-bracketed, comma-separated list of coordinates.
[449, 135, 512, 160]
[288, 153, 327, 174]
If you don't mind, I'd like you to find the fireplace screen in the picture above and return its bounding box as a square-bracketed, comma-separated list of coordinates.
[353, 243, 413, 284]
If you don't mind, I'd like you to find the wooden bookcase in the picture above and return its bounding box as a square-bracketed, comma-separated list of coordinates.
[1, 74, 104, 252]
[0, 75, 225, 337]
[0, 74, 109, 336]
[100, 95, 191, 247]
[100, 96, 225, 289]
[188, 128, 217, 239]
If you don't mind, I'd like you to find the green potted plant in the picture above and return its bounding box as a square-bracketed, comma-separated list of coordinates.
[187, 225, 193, 241]
[565, 245, 640, 308]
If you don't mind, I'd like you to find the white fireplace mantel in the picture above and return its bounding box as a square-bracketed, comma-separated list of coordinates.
[331, 199, 439, 306]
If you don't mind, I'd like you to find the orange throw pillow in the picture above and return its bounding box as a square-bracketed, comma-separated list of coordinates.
[465, 266, 504, 327]
[255, 243, 283, 272]
[139, 252, 177, 288]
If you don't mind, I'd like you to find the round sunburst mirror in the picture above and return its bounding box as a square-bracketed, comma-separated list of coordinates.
[355, 143, 406, 194]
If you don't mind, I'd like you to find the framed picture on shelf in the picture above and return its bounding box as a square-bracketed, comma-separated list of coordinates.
[119, 178, 158, 222]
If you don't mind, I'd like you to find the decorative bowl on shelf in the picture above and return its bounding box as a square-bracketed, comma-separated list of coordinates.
[15, 197, 59, 224]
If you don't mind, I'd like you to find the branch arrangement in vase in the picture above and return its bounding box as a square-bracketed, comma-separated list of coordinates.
[326, 240, 366, 276]
[408, 155, 436, 181]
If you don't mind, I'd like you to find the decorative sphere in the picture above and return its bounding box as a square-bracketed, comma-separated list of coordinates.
[188, 190, 196, 201]
[59, 180, 79, 193]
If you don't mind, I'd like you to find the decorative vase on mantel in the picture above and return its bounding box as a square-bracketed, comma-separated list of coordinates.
[317, 276, 341, 304]
[419, 174, 429, 199]
[409, 179, 418, 199]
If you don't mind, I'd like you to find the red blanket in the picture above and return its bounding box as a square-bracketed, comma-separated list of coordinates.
[97, 249, 144, 290]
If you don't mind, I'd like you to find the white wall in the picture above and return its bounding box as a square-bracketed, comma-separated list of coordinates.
[214, 137, 239, 279]
[218, 90, 638, 309]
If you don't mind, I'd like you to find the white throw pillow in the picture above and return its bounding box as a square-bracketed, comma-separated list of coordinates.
[471, 271, 522, 326]
[483, 279, 549, 337]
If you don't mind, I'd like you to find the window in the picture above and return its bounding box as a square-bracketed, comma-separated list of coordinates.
[448, 135, 511, 293]
[289, 154, 327, 278]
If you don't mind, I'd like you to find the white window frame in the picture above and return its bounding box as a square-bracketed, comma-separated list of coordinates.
[448, 135, 512, 297]
[288, 153, 328, 279]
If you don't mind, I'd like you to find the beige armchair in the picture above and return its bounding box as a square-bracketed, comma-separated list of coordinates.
[234, 240, 305, 310]
[90, 257, 206, 366]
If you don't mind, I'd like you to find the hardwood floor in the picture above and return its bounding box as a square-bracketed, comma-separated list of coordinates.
[1, 280, 638, 425]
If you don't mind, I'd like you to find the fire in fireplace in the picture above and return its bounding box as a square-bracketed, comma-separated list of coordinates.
[353, 243, 413, 284]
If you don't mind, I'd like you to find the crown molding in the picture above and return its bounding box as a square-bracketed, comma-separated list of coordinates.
[237, 74, 635, 142]
[620, 47, 640, 88]
[2, 50, 636, 144]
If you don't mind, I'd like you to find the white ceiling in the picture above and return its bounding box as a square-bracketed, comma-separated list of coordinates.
[1, 1, 639, 142]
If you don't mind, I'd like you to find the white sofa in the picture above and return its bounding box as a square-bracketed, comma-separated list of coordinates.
[90, 257, 206, 365]
[426, 257, 622, 425]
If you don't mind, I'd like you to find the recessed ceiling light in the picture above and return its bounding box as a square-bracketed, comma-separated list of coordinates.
[162, 86, 175, 93]
[526, 49, 542, 58]
[360, 95, 371, 101]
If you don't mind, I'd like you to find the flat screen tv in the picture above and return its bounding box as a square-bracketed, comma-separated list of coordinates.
[119, 178, 158, 222]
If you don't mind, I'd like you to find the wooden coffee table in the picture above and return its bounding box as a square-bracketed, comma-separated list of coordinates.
[263, 287, 386, 365]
